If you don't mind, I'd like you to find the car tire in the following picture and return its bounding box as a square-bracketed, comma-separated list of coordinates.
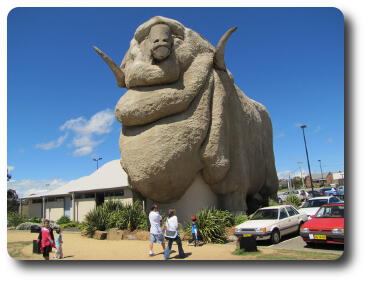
[271, 229, 280, 244]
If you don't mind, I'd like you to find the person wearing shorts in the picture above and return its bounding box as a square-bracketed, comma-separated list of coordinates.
[148, 204, 165, 256]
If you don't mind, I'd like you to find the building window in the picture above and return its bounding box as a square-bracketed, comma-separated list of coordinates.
[75, 193, 95, 199]
[84, 193, 95, 199]
[105, 191, 124, 197]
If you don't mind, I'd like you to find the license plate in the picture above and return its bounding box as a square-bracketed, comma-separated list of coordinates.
[309, 234, 326, 240]
[242, 234, 252, 237]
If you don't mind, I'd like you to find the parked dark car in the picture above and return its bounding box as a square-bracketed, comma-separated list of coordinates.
[30, 225, 41, 233]
[307, 190, 321, 198]
[319, 188, 333, 196]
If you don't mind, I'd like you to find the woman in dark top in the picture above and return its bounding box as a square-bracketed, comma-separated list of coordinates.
[37, 219, 55, 260]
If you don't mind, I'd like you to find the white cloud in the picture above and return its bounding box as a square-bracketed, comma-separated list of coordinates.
[277, 170, 292, 179]
[60, 109, 114, 135]
[7, 178, 67, 198]
[73, 146, 93, 156]
[326, 137, 334, 144]
[34, 109, 115, 157]
[60, 109, 115, 156]
[276, 132, 285, 139]
[36, 133, 68, 150]
[314, 125, 321, 133]
[7, 165, 15, 172]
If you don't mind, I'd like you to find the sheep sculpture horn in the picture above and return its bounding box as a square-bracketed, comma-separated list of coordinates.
[93, 46, 126, 88]
[214, 27, 237, 71]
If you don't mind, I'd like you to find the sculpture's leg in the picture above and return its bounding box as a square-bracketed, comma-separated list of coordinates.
[218, 191, 247, 214]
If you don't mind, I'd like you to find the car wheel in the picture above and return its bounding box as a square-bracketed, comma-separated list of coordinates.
[271, 229, 280, 244]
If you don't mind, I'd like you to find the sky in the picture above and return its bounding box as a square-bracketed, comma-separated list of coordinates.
[7, 7, 344, 197]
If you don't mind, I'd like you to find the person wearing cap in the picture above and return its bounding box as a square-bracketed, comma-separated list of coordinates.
[188, 217, 199, 247]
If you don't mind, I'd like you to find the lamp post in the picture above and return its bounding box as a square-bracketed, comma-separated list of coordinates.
[318, 159, 324, 186]
[297, 162, 305, 188]
[300, 125, 314, 191]
[93, 157, 102, 170]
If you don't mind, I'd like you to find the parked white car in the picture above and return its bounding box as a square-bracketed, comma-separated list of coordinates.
[277, 190, 306, 203]
[234, 205, 309, 244]
[298, 196, 343, 218]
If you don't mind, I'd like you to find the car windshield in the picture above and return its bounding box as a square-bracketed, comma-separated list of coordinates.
[301, 199, 328, 208]
[315, 206, 344, 218]
[251, 209, 279, 220]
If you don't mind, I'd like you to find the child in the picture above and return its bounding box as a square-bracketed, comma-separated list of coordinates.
[37, 219, 55, 260]
[53, 228, 63, 259]
[188, 217, 199, 247]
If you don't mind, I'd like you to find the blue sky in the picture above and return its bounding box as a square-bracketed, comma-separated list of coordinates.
[7, 7, 344, 196]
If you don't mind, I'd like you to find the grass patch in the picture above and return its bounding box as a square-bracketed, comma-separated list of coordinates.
[232, 248, 260, 256]
[7, 241, 33, 259]
[232, 247, 341, 260]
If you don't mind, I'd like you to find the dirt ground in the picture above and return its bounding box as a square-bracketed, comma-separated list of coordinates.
[7, 230, 340, 261]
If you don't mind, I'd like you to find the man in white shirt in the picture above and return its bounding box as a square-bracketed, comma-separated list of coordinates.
[148, 204, 166, 256]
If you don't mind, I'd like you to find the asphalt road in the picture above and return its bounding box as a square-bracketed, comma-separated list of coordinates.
[260, 233, 344, 255]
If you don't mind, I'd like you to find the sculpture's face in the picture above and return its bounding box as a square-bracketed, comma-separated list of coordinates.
[148, 24, 173, 61]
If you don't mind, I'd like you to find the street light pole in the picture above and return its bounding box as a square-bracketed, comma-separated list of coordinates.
[318, 159, 324, 186]
[93, 157, 102, 170]
[300, 125, 314, 191]
[297, 162, 305, 188]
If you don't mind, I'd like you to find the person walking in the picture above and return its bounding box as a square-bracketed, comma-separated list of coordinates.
[164, 208, 185, 260]
[148, 204, 166, 257]
[37, 219, 55, 260]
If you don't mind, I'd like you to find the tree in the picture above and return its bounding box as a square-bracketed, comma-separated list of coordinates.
[7, 169, 19, 212]
[7, 189, 19, 212]
[292, 177, 303, 189]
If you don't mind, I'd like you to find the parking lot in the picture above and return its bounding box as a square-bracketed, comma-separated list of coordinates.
[261, 233, 344, 255]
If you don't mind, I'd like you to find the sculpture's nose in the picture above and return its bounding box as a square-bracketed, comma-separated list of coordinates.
[153, 35, 170, 45]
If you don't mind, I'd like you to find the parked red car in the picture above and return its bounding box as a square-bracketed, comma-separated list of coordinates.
[300, 203, 344, 245]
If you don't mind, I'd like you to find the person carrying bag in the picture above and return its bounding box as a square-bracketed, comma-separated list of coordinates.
[164, 208, 185, 260]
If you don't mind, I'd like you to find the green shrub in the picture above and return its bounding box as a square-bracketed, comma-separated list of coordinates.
[234, 214, 249, 226]
[285, 195, 302, 208]
[84, 205, 110, 236]
[184, 208, 231, 244]
[56, 216, 71, 225]
[120, 201, 148, 231]
[268, 198, 279, 207]
[84, 200, 148, 236]
[28, 217, 42, 223]
[59, 222, 78, 228]
[77, 222, 87, 230]
[7, 212, 27, 227]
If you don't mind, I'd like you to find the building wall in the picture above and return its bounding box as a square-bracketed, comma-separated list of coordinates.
[105, 189, 133, 205]
[29, 202, 43, 218]
[20, 204, 29, 217]
[74, 198, 96, 222]
[45, 199, 64, 222]
[146, 173, 218, 225]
